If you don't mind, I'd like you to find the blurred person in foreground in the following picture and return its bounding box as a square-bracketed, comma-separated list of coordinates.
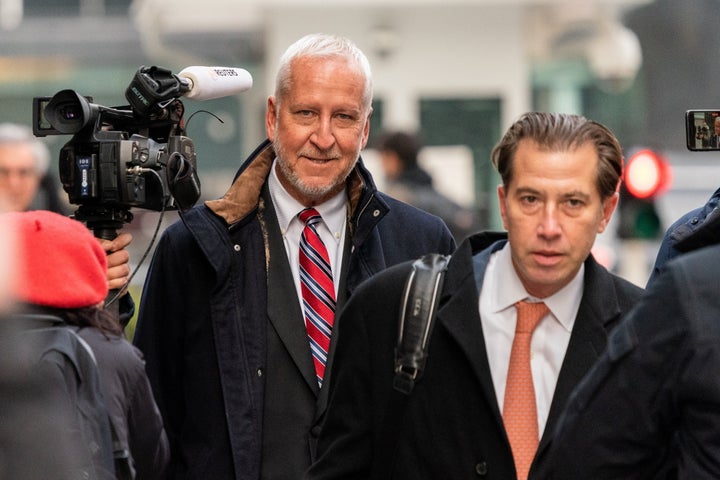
[5, 210, 169, 479]
[536, 238, 720, 479]
[305, 112, 644, 480]
[0, 202, 84, 480]
[133, 33, 455, 480]
[378, 130, 481, 243]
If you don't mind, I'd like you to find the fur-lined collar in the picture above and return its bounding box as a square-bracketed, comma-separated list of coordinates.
[205, 142, 367, 225]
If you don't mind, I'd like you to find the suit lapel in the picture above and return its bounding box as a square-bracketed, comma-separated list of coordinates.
[316, 225, 353, 414]
[263, 188, 319, 393]
[435, 242, 506, 427]
[537, 257, 622, 454]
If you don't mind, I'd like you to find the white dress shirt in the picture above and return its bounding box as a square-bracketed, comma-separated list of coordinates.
[267, 160, 347, 313]
[479, 242, 583, 436]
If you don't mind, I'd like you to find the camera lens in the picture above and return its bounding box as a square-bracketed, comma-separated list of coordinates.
[60, 105, 80, 120]
[44, 90, 96, 134]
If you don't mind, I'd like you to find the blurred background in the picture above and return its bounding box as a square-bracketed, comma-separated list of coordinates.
[0, 0, 717, 328]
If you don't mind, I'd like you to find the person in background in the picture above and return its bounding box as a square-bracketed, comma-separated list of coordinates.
[378, 130, 480, 242]
[305, 112, 644, 480]
[710, 116, 720, 149]
[5, 210, 169, 480]
[0, 122, 69, 214]
[695, 122, 710, 148]
[133, 33, 455, 480]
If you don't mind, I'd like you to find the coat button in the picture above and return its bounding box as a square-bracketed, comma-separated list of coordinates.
[373, 209, 380, 217]
[234, 244, 241, 252]
[475, 462, 488, 476]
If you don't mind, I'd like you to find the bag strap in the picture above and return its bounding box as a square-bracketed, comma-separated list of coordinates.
[372, 253, 450, 475]
[393, 252, 450, 394]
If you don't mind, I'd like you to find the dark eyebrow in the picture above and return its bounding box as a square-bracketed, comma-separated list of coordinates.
[513, 186, 541, 196]
[561, 190, 591, 201]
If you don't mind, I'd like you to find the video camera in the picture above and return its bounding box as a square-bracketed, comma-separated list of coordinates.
[32, 66, 202, 237]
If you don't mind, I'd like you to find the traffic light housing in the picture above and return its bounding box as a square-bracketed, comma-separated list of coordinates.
[617, 149, 672, 239]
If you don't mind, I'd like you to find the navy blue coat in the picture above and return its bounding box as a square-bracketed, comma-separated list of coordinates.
[133, 140, 455, 480]
[649, 187, 720, 285]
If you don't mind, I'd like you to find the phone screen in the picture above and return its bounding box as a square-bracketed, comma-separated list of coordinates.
[686, 110, 720, 151]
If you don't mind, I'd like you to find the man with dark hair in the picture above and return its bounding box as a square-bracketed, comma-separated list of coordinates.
[306, 112, 643, 480]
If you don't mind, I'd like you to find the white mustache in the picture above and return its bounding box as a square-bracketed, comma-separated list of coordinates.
[298, 150, 341, 161]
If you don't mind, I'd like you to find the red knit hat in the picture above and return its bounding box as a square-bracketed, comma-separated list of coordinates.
[4, 210, 108, 309]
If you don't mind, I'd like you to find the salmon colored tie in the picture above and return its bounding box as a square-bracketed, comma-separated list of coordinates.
[503, 300, 549, 480]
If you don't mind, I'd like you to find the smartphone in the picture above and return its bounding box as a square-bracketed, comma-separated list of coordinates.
[686, 109, 720, 151]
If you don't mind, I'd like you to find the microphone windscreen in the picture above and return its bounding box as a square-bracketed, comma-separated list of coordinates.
[178, 66, 253, 101]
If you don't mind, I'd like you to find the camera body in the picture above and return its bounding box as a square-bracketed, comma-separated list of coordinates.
[33, 66, 201, 229]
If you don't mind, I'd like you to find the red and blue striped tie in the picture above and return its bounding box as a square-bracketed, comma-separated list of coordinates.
[298, 208, 336, 387]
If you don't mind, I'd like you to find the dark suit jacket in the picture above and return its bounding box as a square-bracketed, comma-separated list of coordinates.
[307, 232, 644, 480]
[710, 134, 720, 148]
[134, 140, 456, 480]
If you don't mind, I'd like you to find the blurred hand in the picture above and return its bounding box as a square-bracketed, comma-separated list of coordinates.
[97, 232, 133, 291]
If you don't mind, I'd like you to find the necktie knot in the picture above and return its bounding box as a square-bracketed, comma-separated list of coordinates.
[299, 207, 321, 226]
[514, 300, 549, 334]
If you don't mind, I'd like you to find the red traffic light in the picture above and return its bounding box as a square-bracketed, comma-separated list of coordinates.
[624, 149, 672, 199]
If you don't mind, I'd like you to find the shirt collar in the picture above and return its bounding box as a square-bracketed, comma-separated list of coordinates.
[268, 159, 347, 237]
[492, 242, 583, 333]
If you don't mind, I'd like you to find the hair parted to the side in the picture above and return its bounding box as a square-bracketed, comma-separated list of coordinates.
[274, 33, 373, 111]
[491, 112, 624, 199]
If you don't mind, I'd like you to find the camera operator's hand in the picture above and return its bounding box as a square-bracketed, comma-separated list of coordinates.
[97, 232, 133, 292]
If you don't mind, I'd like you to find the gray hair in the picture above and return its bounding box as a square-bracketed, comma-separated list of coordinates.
[0, 123, 51, 175]
[274, 33, 373, 110]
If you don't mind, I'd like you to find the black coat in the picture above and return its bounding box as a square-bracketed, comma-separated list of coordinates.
[77, 327, 169, 480]
[133, 140, 456, 480]
[537, 242, 720, 479]
[307, 232, 644, 480]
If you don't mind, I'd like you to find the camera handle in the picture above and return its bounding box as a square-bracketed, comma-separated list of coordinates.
[74, 205, 134, 321]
